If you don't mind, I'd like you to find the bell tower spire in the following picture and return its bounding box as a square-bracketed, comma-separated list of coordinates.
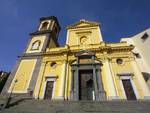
[38, 16, 61, 41]
[25, 16, 61, 53]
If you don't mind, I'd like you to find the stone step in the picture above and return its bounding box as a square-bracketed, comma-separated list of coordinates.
[1, 99, 150, 113]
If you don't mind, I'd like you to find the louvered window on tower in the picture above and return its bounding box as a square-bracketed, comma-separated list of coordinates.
[40, 22, 49, 30]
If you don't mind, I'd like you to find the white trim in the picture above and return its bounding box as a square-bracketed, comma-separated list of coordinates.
[66, 31, 70, 44]
[92, 90, 95, 100]
[120, 78, 127, 99]
[109, 60, 119, 96]
[104, 59, 117, 98]
[98, 27, 103, 42]
[38, 20, 51, 31]
[59, 62, 66, 97]
[64, 62, 69, 99]
[47, 20, 51, 29]
[41, 76, 57, 99]
[119, 75, 140, 100]
[8, 90, 28, 93]
[50, 21, 55, 31]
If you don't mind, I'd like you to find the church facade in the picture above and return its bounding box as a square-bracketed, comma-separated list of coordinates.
[2, 16, 150, 101]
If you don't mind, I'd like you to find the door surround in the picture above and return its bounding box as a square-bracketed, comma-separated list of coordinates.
[42, 75, 57, 99]
[118, 74, 139, 100]
[70, 50, 106, 101]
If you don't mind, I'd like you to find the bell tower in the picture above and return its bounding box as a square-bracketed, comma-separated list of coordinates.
[1, 16, 61, 97]
[38, 16, 61, 41]
[25, 16, 61, 53]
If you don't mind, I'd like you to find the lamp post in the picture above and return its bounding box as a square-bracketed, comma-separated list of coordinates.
[5, 79, 18, 108]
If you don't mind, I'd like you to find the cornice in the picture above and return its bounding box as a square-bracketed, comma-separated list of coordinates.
[67, 25, 99, 29]
[43, 45, 134, 56]
[30, 30, 52, 36]
[67, 19, 100, 29]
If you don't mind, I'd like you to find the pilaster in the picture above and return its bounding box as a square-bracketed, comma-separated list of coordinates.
[131, 59, 150, 99]
[103, 59, 118, 100]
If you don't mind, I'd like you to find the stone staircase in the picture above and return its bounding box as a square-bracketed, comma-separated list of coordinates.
[0, 98, 150, 113]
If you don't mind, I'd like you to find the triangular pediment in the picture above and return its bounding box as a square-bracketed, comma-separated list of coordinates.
[67, 19, 100, 29]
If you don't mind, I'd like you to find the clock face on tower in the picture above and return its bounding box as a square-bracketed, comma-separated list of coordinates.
[31, 40, 41, 50]
[26, 35, 46, 53]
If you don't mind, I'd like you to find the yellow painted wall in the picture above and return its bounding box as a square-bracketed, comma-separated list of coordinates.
[9, 59, 37, 93]
[110, 57, 143, 99]
[33, 60, 64, 99]
[26, 35, 46, 53]
[67, 27, 102, 46]
[49, 38, 57, 48]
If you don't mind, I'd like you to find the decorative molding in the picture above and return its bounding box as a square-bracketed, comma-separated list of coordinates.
[76, 31, 92, 34]
[67, 19, 100, 29]
[117, 73, 134, 77]
[119, 75, 140, 100]
[41, 75, 58, 99]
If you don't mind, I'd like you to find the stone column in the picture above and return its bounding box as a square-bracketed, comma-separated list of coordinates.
[104, 59, 118, 100]
[73, 68, 79, 100]
[96, 66, 106, 101]
[71, 66, 79, 101]
[93, 67, 99, 101]
[131, 59, 150, 99]
[70, 70, 74, 100]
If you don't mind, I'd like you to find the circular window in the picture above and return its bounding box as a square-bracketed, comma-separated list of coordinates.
[50, 62, 57, 68]
[116, 59, 123, 65]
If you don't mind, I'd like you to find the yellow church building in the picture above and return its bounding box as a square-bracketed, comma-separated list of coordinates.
[2, 16, 150, 101]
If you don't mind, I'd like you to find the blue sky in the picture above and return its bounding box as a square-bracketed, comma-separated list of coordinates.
[0, 0, 150, 71]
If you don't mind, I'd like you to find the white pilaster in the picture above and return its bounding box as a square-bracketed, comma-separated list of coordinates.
[131, 59, 150, 99]
[64, 62, 69, 99]
[66, 31, 70, 44]
[58, 61, 67, 99]
[104, 59, 118, 100]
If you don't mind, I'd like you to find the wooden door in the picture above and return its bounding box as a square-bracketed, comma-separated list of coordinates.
[122, 79, 136, 100]
[79, 70, 94, 100]
[44, 81, 54, 99]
